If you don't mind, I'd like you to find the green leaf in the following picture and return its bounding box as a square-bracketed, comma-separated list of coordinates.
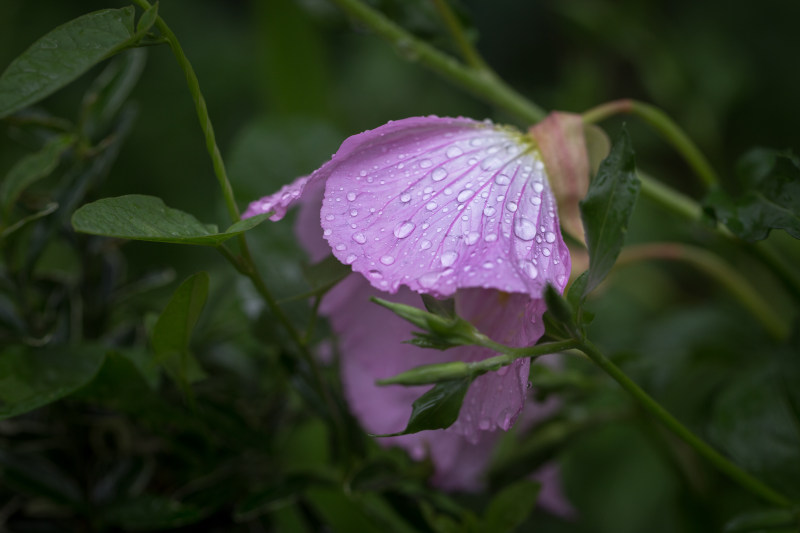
[376, 378, 471, 436]
[0, 134, 74, 219]
[0, 343, 106, 419]
[579, 126, 641, 295]
[0, 201, 58, 240]
[0, 7, 137, 118]
[152, 272, 209, 385]
[706, 148, 800, 241]
[297, 253, 351, 298]
[72, 195, 268, 245]
[724, 508, 798, 532]
[135, 2, 159, 36]
[0, 449, 82, 506]
[482, 480, 541, 532]
[100, 496, 208, 531]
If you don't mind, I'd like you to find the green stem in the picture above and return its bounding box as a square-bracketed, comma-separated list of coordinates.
[476, 339, 581, 370]
[617, 243, 789, 340]
[329, 0, 546, 124]
[431, 0, 489, 71]
[583, 99, 719, 189]
[130, 0, 240, 222]
[578, 339, 793, 508]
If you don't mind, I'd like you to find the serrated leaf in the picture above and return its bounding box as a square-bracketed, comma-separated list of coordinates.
[0, 134, 74, 219]
[376, 378, 471, 436]
[72, 195, 268, 245]
[707, 148, 800, 241]
[152, 272, 209, 385]
[0, 343, 106, 419]
[0, 7, 137, 118]
[482, 480, 541, 532]
[579, 127, 640, 295]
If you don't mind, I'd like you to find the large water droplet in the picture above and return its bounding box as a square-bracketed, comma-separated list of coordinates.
[420, 239, 432, 250]
[533, 182, 544, 193]
[483, 206, 496, 217]
[514, 218, 537, 240]
[520, 261, 538, 279]
[456, 190, 472, 203]
[368, 269, 383, 279]
[325, 214, 335, 221]
[419, 159, 433, 168]
[380, 255, 395, 265]
[346, 191, 357, 201]
[484, 233, 498, 242]
[446, 146, 463, 158]
[529, 196, 541, 206]
[506, 202, 518, 212]
[465, 231, 480, 245]
[495, 174, 511, 185]
[394, 221, 416, 238]
[335, 243, 346, 251]
[345, 254, 357, 264]
[426, 201, 437, 211]
[400, 192, 411, 203]
[441, 251, 458, 267]
[419, 271, 441, 288]
[432, 167, 448, 181]
[352, 232, 367, 244]
[545, 231, 556, 243]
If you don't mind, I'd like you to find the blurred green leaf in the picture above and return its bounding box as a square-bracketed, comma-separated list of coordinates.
[0, 449, 83, 506]
[297, 253, 351, 298]
[0, 343, 106, 419]
[724, 508, 799, 532]
[0, 134, 74, 219]
[579, 127, 641, 295]
[100, 496, 209, 531]
[0, 201, 58, 239]
[482, 480, 540, 532]
[82, 48, 146, 139]
[71, 195, 268, 245]
[706, 148, 800, 241]
[152, 272, 209, 384]
[377, 378, 471, 436]
[0, 7, 137, 118]
[235, 474, 325, 522]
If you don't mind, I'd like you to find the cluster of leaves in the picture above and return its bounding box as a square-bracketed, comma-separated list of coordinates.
[1, 1, 799, 532]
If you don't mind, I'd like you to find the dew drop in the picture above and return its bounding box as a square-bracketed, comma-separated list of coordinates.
[419, 159, 433, 168]
[545, 231, 556, 243]
[470, 137, 484, 147]
[520, 261, 538, 279]
[514, 218, 537, 240]
[335, 243, 346, 251]
[350, 209, 358, 217]
[352, 232, 367, 244]
[380, 255, 395, 265]
[529, 196, 541, 205]
[325, 214, 335, 221]
[368, 270, 383, 279]
[533, 182, 544, 193]
[400, 192, 411, 203]
[446, 146, 463, 158]
[465, 231, 480, 245]
[495, 174, 511, 185]
[483, 206, 496, 217]
[456, 189, 472, 203]
[420, 239, 432, 250]
[506, 202, 518, 212]
[346, 191, 357, 201]
[419, 271, 440, 288]
[432, 167, 448, 181]
[542, 248, 551, 257]
[426, 201, 437, 211]
[345, 254, 357, 264]
[482, 261, 495, 269]
[484, 233, 498, 242]
[441, 251, 458, 267]
[393, 221, 416, 238]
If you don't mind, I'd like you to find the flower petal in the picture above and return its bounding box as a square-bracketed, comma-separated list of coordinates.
[243, 174, 313, 221]
[315, 116, 570, 300]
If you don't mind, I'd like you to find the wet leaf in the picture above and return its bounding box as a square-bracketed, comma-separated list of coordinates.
[0, 7, 137, 118]
[72, 195, 267, 245]
[579, 127, 640, 295]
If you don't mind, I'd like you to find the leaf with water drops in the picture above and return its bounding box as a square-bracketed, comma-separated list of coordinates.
[244, 117, 571, 305]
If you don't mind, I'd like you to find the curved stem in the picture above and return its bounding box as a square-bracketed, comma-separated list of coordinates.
[583, 99, 719, 189]
[329, 0, 546, 124]
[617, 243, 789, 340]
[578, 339, 793, 508]
[431, 0, 489, 71]
[130, 0, 240, 222]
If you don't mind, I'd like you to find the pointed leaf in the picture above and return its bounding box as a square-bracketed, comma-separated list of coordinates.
[579, 127, 640, 295]
[0, 134, 74, 218]
[377, 378, 471, 436]
[482, 480, 541, 532]
[0, 343, 106, 419]
[72, 195, 268, 245]
[152, 272, 209, 384]
[0, 7, 137, 118]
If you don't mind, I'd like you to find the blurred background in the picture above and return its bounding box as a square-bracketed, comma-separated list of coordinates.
[1, 0, 799, 531]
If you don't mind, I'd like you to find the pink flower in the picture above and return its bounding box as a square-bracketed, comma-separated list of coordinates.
[245, 116, 571, 504]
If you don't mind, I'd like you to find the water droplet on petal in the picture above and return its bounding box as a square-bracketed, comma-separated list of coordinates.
[420, 239, 432, 250]
[426, 201, 437, 211]
[400, 193, 411, 203]
[432, 168, 448, 181]
[542, 248, 551, 257]
[325, 214, 335, 221]
[380, 255, 395, 265]
[335, 243, 346, 251]
[506, 202, 518, 212]
[533, 182, 544, 193]
[520, 261, 538, 279]
[529, 196, 541, 205]
[345, 254, 357, 264]
[482, 261, 495, 269]
[446, 146, 463, 158]
[514, 218, 537, 240]
[368, 270, 383, 279]
[394, 221, 416, 238]
[352, 232, 367, 244]
[545, 231, 556, 243]
[484, 233, 498, 243]
[419, 271, 440, 288]
[483, 206, 496, 217]
[346, 192, 357, 201]
[495, 174, 511, 185]
[350, 209, 358, 216]
[441, 251, 458, 267]
[419, 159, 433, 168]
[465, 231, 480, 245]
[457, 190, 472, 203]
